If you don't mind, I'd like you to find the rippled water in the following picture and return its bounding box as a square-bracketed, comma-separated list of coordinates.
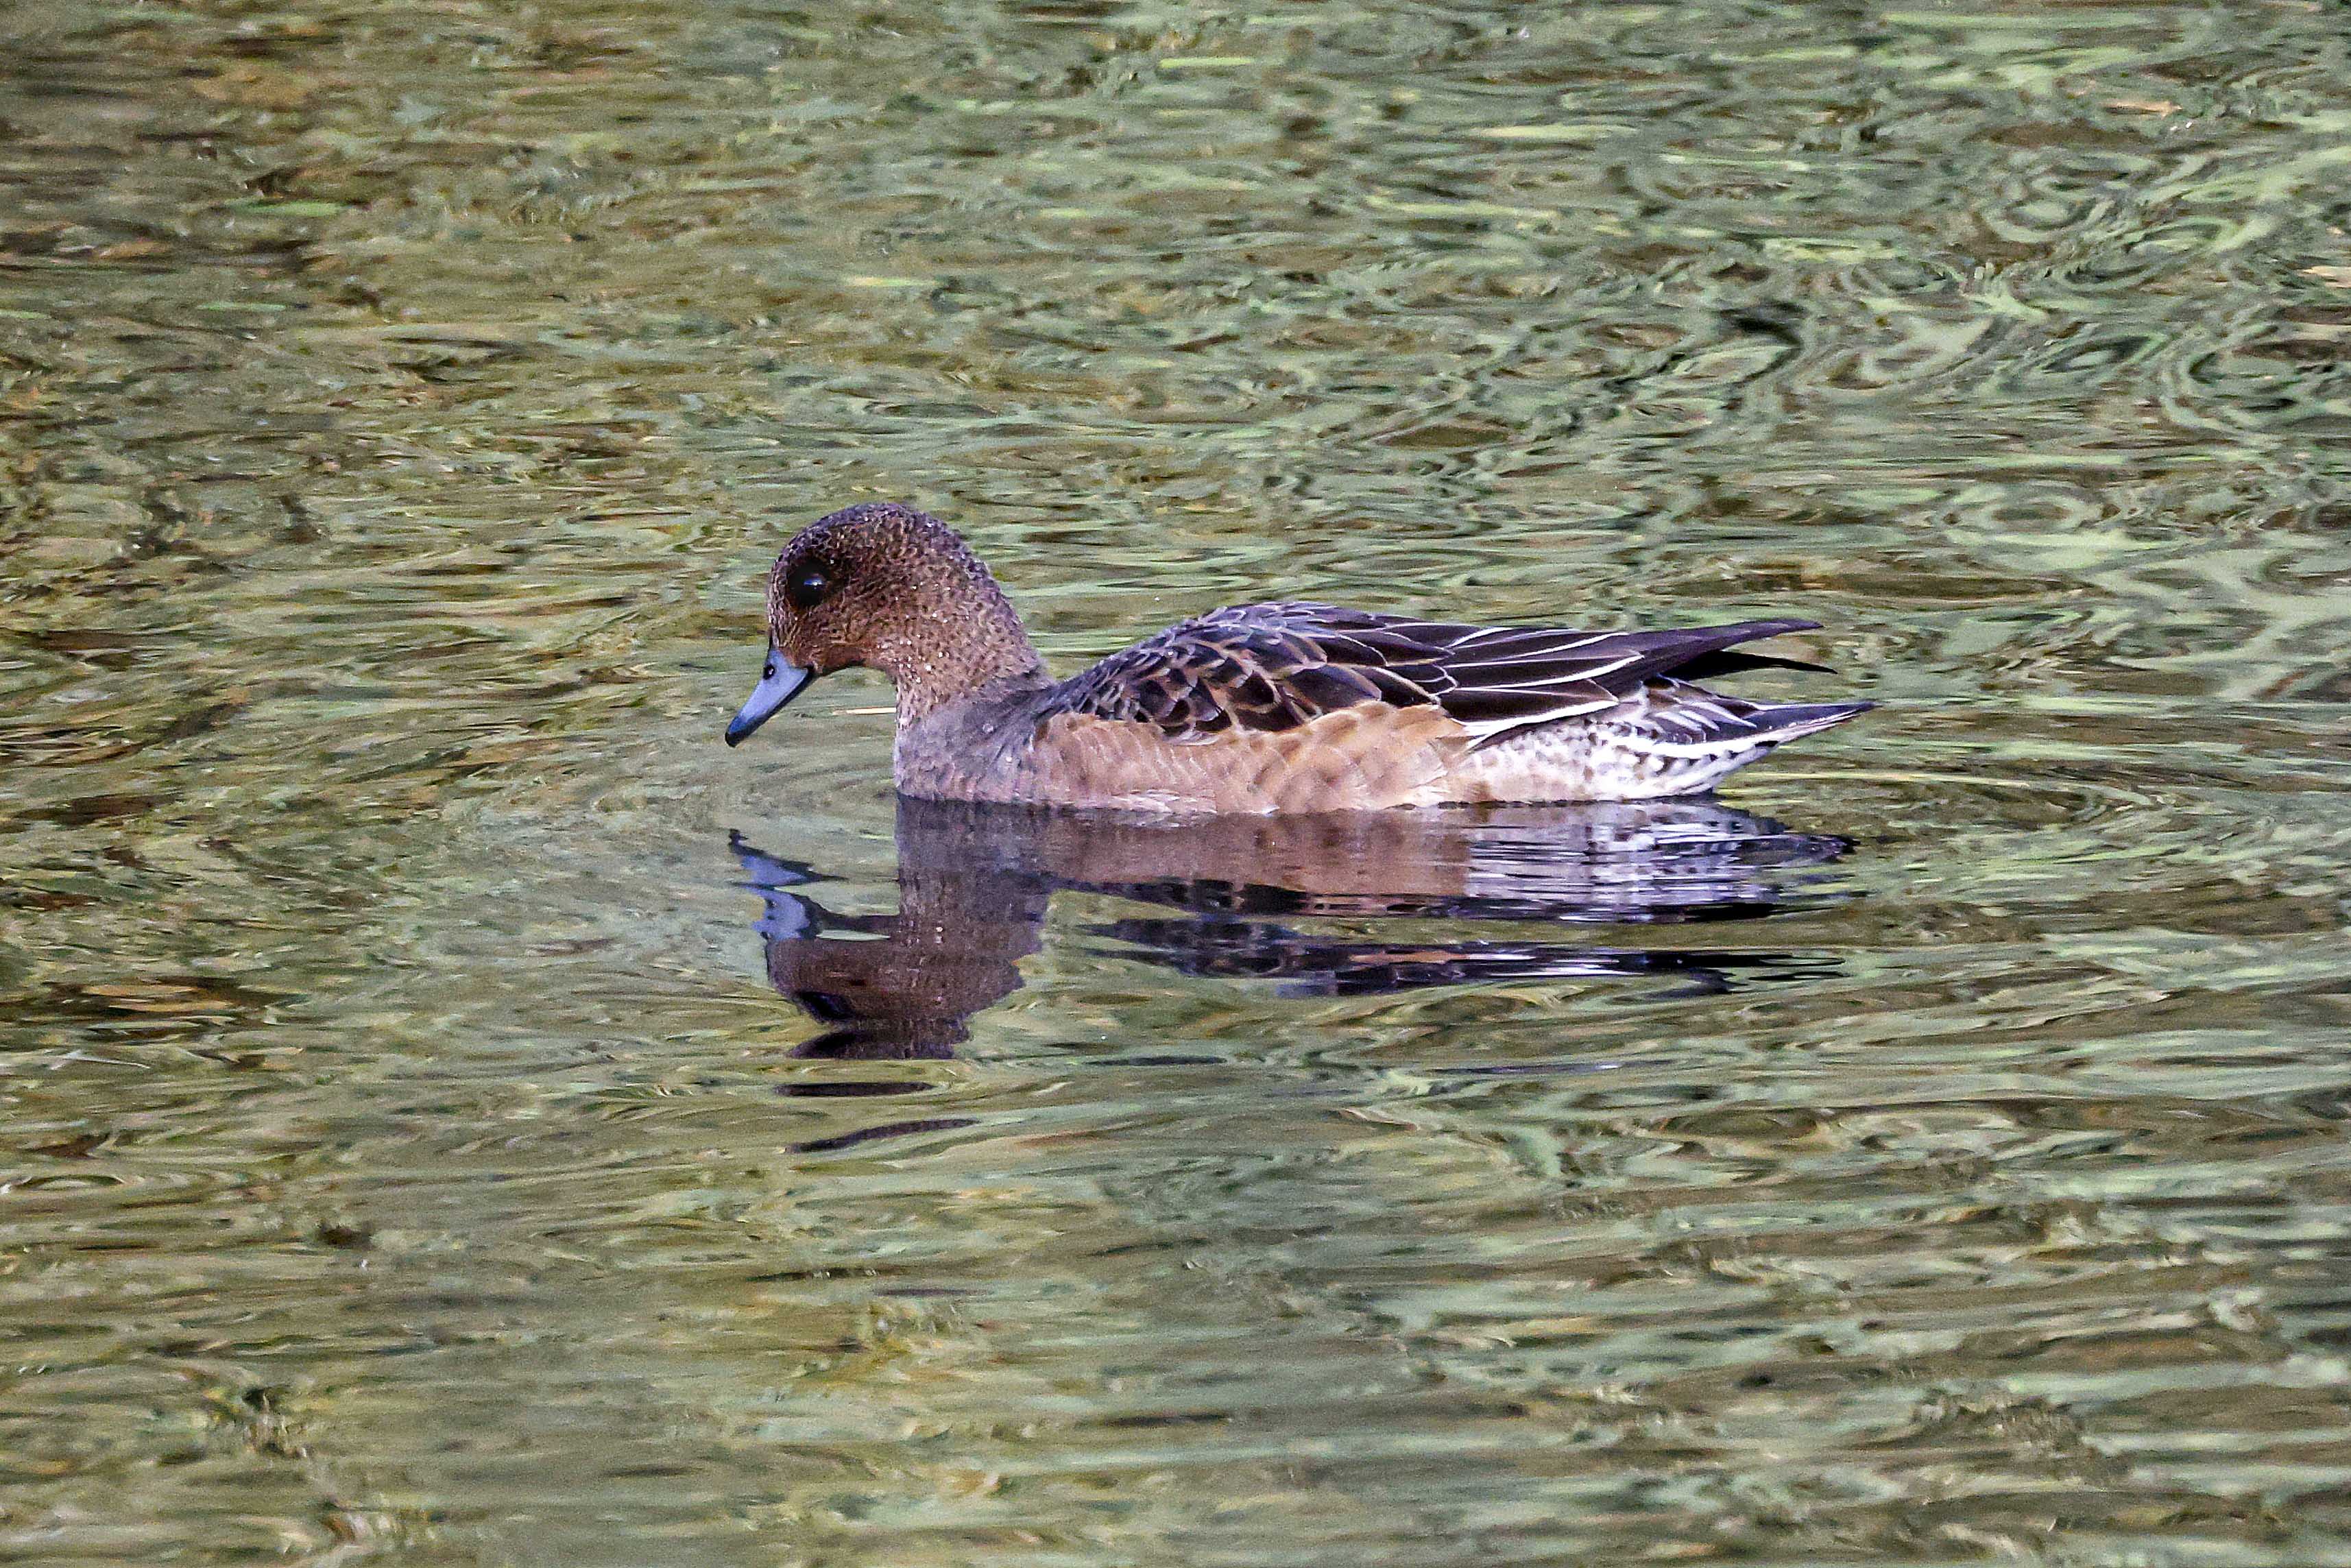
[6, 1, 2351, 1563]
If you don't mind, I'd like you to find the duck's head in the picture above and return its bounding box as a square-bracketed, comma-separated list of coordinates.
[725, 502, 1044, 746]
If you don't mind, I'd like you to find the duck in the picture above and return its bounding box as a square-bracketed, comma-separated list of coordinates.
[724, 503, 1870, 815]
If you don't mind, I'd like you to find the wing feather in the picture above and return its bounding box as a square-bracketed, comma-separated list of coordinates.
[1054, 603, 1826, 742]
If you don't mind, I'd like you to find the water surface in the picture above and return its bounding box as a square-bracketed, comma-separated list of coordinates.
[5, 1, 2351, 1563]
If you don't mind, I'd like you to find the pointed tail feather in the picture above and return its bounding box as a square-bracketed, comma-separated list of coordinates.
[1669, 648, 1840, 680]
[1621, 697, 1873, 759]
[1746, 700, 1873, 743]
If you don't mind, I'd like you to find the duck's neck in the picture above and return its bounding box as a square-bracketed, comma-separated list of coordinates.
[879, 570, 1048, 725]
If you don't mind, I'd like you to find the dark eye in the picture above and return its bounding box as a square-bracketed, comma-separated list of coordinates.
[784, 562, 832, 613]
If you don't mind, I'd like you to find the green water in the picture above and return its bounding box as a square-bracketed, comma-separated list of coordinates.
[5, 1, 2351, 1563]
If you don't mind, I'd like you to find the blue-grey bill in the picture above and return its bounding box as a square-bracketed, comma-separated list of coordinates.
[725, 650, 811, 746]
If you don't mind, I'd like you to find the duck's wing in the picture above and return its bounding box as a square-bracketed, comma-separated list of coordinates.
[1056, 603, 1824, 741]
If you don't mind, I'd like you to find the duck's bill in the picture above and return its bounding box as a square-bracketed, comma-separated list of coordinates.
[725, 649, 812, 746]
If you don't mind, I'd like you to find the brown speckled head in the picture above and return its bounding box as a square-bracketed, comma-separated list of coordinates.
[725, 503, 1044, 746]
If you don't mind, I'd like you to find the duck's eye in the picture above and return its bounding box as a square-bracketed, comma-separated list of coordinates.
[784, 563, 833, 613]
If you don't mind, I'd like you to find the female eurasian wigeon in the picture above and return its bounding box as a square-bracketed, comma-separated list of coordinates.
[725, 503, 1870, 814]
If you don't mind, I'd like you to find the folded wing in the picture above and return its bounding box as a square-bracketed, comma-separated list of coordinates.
[1057, 603, 1826, 742]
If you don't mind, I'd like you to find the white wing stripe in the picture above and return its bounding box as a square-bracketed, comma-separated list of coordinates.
[1443, 653, 1646, 688]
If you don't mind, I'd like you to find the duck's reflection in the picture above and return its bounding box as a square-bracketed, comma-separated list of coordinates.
[732, 797, 1853, 1063]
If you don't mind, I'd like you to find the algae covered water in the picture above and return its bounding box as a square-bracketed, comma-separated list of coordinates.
[5, 2, 2351, 1563]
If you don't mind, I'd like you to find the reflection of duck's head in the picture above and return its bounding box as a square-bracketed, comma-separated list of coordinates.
[734, 798, 1855, 1059]
[734, 830, 1046, 1059]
